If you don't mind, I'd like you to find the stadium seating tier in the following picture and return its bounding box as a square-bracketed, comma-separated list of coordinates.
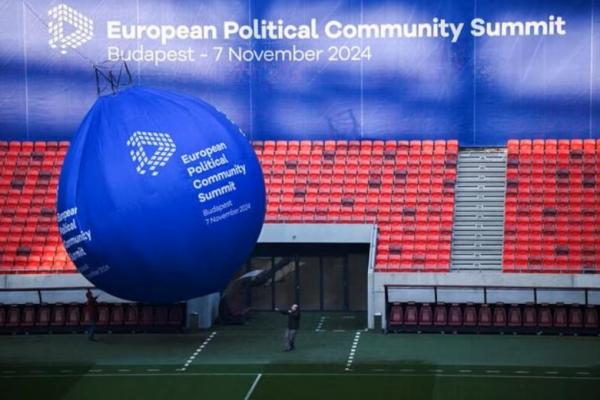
[503, 139, 600, 273]
[2, 139, 599, 275]
[0, 140, 73, 273]
[254, 139, 458, 272]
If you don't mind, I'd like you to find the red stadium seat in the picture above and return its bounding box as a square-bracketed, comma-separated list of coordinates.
[463, 303, 477, 327]
[21, 303, 36, 327]
[6, 305, 20, 327]
[553, 303, 568, 329]
[389, 303, 403, 327]
[418, 303, 433, 326]
[36, 304, 51, 327]
[110, 304, 125, 326]
[568, 305, 583, 328]
[433, 303, 447, 326]
[478, 304, 492, 327]
[448, 304, 462, 327]
[584, 306, 598, 330]
[140, 305, 155, 327]
[404, 302, 418, 326]
[50, 304, 66, 326]
[537, 304, 553, 328]
[124, 304, 139, 326]
[507, 304, 522, 328]
[97, 304, 111, 326]
[492, 303, 507, 327]
[523, 303, 537, 328]
[65, 304, 81, 327]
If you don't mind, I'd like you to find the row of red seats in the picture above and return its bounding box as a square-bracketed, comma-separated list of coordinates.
[507, 153, 600, 163]
[261, 158, 455, 171]
[1, 154, 65, 173]
[0, 141, 70, 150]
[0, 235, 63, 249]
[508, 156, 600, 164]
[506, 178, 598, 191]
[503, 265, 595, 274]
[504, 248, 598, 261]
[1, 188, 57, 204]
[268, 190, 455, 203]
[0, 155, 64, 168]
[267, 207, 455, 225]
[505, 205, 599, 216]
[504, 230, 598, 244]
[263, 170, 457, 192]
[507, 139, 600, 152]
[388, 302, 599, 333]
[0, 256, 72, 274]
[0, 303, 185, 332]
[268, 187, 456, 201]
[265, 213, 451, 225]
[255, 139, 459, 154]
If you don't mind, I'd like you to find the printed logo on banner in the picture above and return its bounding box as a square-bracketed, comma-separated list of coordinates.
[126, 131, 177, 176]
[48, 4, 94, 54]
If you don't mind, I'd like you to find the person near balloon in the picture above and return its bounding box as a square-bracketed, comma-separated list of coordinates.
[85, 289, 99, 341]
[275, 304, 300, 351]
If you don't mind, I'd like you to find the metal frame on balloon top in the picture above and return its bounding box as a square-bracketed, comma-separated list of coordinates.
[94, 60, 133, 96]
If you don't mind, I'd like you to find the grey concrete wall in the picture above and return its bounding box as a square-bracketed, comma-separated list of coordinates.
[186, 292, 220, 329]
[258, 223, 375, 243]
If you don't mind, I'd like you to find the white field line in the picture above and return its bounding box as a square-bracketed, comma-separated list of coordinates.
[345, 331, 362, 372]
[178, 331, 217, 372]
[243, 373, 263, 400]
[315, 316, 327, 332]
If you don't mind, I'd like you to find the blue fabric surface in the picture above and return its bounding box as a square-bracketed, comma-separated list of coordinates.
[57, 87, 265, 303]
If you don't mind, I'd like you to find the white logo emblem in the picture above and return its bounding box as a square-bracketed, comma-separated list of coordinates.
[48, 4, 94, 54]
[127, 131, 177, 176]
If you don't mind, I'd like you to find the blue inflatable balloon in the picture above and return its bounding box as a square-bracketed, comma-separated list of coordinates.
[57, 87, 265, 303]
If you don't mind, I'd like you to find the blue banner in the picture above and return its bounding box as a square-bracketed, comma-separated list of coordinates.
[0, 0, 598, 145]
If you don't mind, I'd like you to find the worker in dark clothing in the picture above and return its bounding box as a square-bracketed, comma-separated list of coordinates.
[275, 304, 300, 351]
[85, 289, 99, 341]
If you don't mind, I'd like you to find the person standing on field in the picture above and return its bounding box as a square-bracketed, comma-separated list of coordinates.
[85, 289, 99, 341]
[276, 304, 300, 351]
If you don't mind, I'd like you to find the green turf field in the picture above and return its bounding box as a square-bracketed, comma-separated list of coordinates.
[0, 312, 599, 399]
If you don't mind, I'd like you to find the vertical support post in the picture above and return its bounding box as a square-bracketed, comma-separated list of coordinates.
[319, 255, 324, 311]
[367, 224, 378, 329]
[294, 254, 300, 305]
[343, 255, 349, 311]
[271, 256, 275, 310]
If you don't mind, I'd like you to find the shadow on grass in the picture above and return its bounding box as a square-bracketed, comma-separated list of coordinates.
[0, 362, 94, 400]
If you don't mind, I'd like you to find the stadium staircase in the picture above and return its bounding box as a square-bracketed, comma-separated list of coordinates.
[450, 149, 507, 271]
